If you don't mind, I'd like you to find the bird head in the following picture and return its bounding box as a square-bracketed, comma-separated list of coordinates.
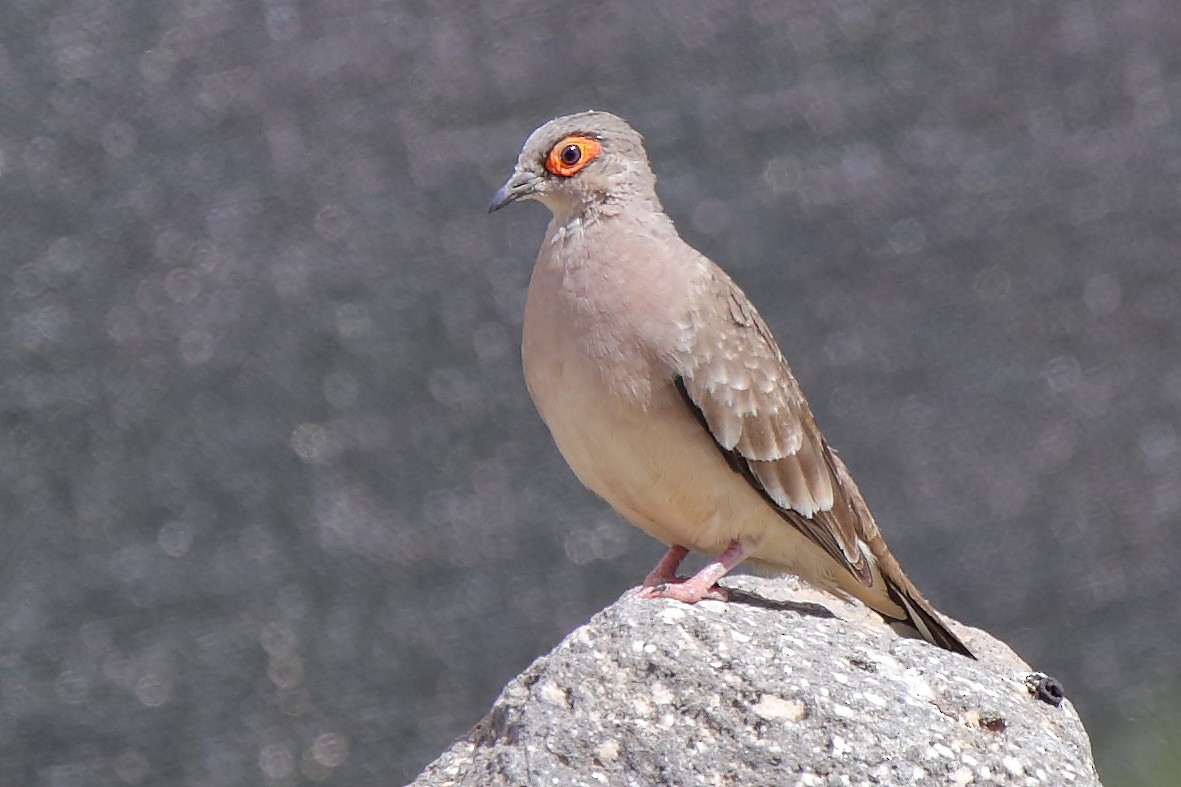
[489, 111, 660, 219]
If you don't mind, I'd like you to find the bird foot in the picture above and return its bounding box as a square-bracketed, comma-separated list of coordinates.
[630, 539, 747, 604]
[632, 580, 730, 603]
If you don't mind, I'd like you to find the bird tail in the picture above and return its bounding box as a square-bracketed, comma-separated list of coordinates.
[883, 577, 975, 659]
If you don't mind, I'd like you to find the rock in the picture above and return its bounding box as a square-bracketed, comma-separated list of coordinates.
[411, 575, 1101, 786]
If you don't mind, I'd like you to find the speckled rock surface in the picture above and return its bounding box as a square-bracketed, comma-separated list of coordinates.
[412, 576, 1099, 787]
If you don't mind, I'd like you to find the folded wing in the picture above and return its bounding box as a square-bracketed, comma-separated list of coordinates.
[673, 270, 874, 585]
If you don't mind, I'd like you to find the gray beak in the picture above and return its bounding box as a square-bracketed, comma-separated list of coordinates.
[488, 170, 541, 213]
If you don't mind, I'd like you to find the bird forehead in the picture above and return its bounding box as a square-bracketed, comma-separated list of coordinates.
[518, 111, 637, 160]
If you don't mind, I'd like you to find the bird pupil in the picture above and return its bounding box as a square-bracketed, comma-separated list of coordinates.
[561, 144, 581, 166]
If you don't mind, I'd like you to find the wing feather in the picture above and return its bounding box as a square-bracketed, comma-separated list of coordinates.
[674, 271, 872, 583]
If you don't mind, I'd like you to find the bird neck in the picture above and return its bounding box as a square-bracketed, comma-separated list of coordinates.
[545, 192, 674, 242]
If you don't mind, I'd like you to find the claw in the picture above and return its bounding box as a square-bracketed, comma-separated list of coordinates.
[634, 581, 730, 603]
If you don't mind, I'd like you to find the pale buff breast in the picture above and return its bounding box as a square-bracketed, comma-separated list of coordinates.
[531, 356, 847, 594]
[521, 219, 851, 595]
[523, 295, 834, 589]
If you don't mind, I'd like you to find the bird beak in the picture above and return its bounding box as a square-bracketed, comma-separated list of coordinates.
[489, 170, 541, 213]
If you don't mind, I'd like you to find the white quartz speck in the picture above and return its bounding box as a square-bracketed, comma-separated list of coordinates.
[650, 682, 674, 705]
[539, 682, 567, 707]
[752, 695, 807, 722]
[863, 691, 888, 708]
[659, 607, 686, 623]
[594, 739, 620, 763]
[951, 766, 974, 785]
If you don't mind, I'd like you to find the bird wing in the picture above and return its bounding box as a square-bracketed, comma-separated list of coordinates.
[672, 269, 875, 585]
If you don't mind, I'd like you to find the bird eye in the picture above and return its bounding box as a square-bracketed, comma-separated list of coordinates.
[545, 135, 603, 177]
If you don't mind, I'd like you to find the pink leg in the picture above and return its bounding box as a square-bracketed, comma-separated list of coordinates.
[641, 545, 691, 587]
[634, 539, 750, 603]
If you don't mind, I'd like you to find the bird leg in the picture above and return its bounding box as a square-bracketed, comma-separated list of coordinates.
[640, 545, 691, 587]
[633, 539, 750, 603]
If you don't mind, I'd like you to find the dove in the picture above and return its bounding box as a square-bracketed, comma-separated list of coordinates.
[490, 111, 973, 657]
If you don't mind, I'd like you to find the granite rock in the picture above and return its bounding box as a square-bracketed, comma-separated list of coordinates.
[412, 576, 1099, 787]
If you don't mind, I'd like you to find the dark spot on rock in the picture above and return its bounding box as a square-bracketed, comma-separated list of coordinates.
[472, 704, 518, 746]
[1025, 672, 1066, 707]
[980, 715, 1007, 732]
[849, 658, 877, 672]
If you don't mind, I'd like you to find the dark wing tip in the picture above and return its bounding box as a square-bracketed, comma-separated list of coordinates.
[885, 578, 976, 659]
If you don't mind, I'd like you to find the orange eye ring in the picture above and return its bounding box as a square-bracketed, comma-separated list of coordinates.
[545, 135, 603, 177]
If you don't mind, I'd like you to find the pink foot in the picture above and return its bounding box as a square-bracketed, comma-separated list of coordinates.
[633, 580, 730, 602]
[630, 539, 750, 605]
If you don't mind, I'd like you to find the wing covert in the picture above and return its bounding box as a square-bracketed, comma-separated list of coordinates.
[673, 271, 873, 584]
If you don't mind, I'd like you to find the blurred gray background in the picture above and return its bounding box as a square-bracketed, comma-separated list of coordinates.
[1, 0, 1179, 785]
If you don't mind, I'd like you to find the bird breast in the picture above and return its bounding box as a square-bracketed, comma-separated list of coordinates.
[522, 218, 694, 411]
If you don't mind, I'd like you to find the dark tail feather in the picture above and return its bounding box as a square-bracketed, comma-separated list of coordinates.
[885, 579, 976, 659]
